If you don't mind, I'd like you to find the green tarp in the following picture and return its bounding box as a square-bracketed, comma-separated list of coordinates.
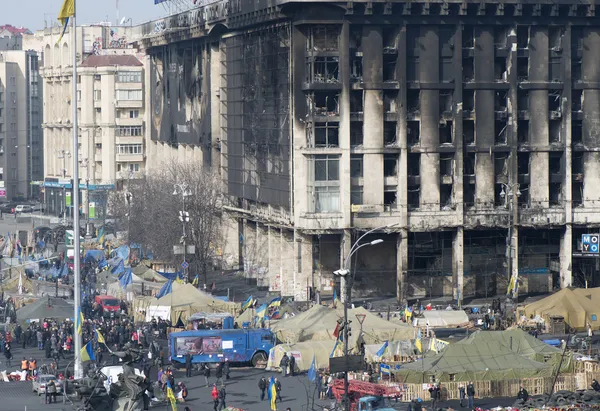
[393, 339, 554, 383]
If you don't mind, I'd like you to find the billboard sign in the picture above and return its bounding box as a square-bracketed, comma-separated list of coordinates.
[581, 234, 600, 254]
[0, 189, 6, 197]
[175, 336, 222, 356]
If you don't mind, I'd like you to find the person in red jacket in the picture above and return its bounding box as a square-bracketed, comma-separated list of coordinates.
[211, 384, 219, 411]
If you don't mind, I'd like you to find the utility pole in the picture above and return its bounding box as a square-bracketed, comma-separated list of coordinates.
[173, 183, 192, 282]
[501, 182, 521, 301]
[57, 150, 71, 224]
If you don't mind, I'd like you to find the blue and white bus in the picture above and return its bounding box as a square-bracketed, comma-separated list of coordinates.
[169, 328, 275, 367]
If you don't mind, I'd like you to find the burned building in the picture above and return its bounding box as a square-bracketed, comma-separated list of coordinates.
[136, 0, 600, 302]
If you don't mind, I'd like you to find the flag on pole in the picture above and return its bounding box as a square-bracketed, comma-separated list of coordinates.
[415, 328, 423, 353]
[256, 303, 268, 319]
[268, 297, 281, 308]
[269, 377, 277, 411]
[96, 329, 106, 345]
[330, 339, 344, 358]
[192, 275, 199, 286]
[242, 296, 254, 311]
[376, 341, 389, 357]
[80, 341, 96, 362]
[57, 0, 74, 44]
[332, 322, 341, 339]
[166, 380, 177, 411]
[307, 355, 317, 382]
[76, 309, 84, 335]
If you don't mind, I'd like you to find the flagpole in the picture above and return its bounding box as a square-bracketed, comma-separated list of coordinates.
[71, 0, 83, 380]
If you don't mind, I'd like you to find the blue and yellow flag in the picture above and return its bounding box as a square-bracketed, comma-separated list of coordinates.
[192, 275, 199, 286]
[256, 303, 268, 319]
[97, 226, 105, 247]
[80, 341, 96, 362]
[415, 328, 423, 353]
[268, 297, 281, 308]
[376, 340, 389, 357]
[166, 380, 177, 411]
[242, 296, 254, 311]
[57, 0, 74, 44]
[76, 309, 84, 335]
[269, 377, 277, 410]
[96, 329, 105, 345]
[330, 339, 344, 358]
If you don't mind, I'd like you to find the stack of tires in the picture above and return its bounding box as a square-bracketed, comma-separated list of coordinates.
[513, 390, 600, 408]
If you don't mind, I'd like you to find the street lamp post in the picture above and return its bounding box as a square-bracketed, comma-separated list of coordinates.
[334, 237, 385, 411]
[173, 183, 192, 281]
[500, 182, 521, 301]
[57, 150, 71, 224]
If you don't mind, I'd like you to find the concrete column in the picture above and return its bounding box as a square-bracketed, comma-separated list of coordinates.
[419, 27, 440, 210]
[560, 225, 573, 288]
[397, 24, 408, 223]
[511, 226, 519, 295]
[340, 230, 351, 302]
[242, 220, 255, 281]
[292, 26, 308, 219]
[453, 228, 464, 304]
[563, 26, 573, 229]
[474, 27, 495, 206]
[281, 230, 295, 296]
[221, 212, 241, 271]
[529, 27, 549, 208]
[268, 227, 281, 293]
[210, 43, 221, 169]
[293, 231, 313, 301]
[256, 224, 269, 288]
[396, 229, 409, 304]
[583, 29, 600, 204]
[362, 26, 384, 205]
[339, 23, 351, 224]
[453, 24, 464, 215]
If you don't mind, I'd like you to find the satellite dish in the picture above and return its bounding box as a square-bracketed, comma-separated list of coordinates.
[120, 17, 127, 25]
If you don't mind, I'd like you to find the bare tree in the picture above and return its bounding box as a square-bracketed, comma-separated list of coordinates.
[108, 162, 225, 283]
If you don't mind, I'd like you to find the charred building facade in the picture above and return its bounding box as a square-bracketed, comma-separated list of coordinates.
[136, 0, 600, 302]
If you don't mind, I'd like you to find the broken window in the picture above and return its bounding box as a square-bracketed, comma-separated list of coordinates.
[314, 122, 339, 147]
[383, 28, 398, 50]
[407, 90, 420, 114]
[549, 26, 564, 50]
[440, 58, 454, 83]
[308, 56, 339, 83]
[463, 120, 475, 145]
[310, 92, 339, 116]
[384, 187, 398, 208]
[351, 185, 363, 205]
[408, 121, 420, 146]
[494, 154, 508, 180]
[549, 57, 562, 82]
[439, 120, 453, 144]
[307, 26, 340, 51]
[384, 154, 399, 177]
[350, 91, 363, 113]
[350, 122, 364, 147]
[549, 119, 561, 143]
[549, 183, 562, 206]
[517, 26, 529, 49]
[572, 120, 583, 144]
[383, 55, 397, 82]
[518, 152, 530, 175]
[440, 155, 454, 177]
[350, 154, 363, 178]
[464, 153, 476, 175]
[517, 57, 529, 80]
[549, 152, 563, 174]
[573, 182, 583, 207]
[462, 25, 474, 48]
[463, 89, 475, 112]
[463, 57, 474, 82]
[350, 56, 363, 82]
[440, 184, 453, 208]
[572, 90, 583, 111]
[494, 26, 509, 48]
[518, 89, 529, 111]
[495, 57, 507, 82]
[571, 27, 583, 53]
[518, 120, 530, 144]
[572, 152, 584, 175]
[383, 90, 398, 113]
[495, 120, 507, 145]
[495, 91, 508, 111]
[349, 27, 362, 50]
[464, 182, 475, 206]
[572, 59, 582, 82]
[408, 153, 420, 176]
[384, 122, 397, 146]
[495, 184, 507, 207]
[439, 91, 453, 115]
[549, 92, 561, 112]
[407, 57, 419, 82]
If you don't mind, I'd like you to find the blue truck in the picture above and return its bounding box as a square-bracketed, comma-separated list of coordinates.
[169, 328, 275, 367]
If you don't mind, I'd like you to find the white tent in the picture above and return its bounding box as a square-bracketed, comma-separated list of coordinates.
[413, 310, 470, 327]
[266, 341, 336, 372]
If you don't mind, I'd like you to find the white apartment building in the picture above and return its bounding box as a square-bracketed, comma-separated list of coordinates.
[34, 24, 144, 216]
[0, 50, 42, 201]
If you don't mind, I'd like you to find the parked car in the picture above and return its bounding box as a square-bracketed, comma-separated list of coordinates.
[32, 374, 63, 396]
[15, 205, 33, 213]
[0, 203, 16, 213]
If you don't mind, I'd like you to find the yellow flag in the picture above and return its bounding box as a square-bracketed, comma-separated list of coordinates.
[96, 329, 105, 345]
[57, 0, 74, 44]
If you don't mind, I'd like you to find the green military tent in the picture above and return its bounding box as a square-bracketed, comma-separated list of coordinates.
[393, 338, 554, 383]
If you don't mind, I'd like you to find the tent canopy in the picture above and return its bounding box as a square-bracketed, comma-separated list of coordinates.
[523, 287, 600, 330]
[272, 305, 414, 344]
[364, 340, 415, 362]
[16, 295, 73, 323]
[132, 265, 167, 283]
[266, 341, 335, 372]
[393, 338, 554, 383]
[458, 329, 561, 361]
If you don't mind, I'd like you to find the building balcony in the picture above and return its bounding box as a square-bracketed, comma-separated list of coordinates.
[116, 153, 144, 163]
[115, 100, 143, 109]
[115, 118, 144, 127]
[116, 136, 144, 145]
